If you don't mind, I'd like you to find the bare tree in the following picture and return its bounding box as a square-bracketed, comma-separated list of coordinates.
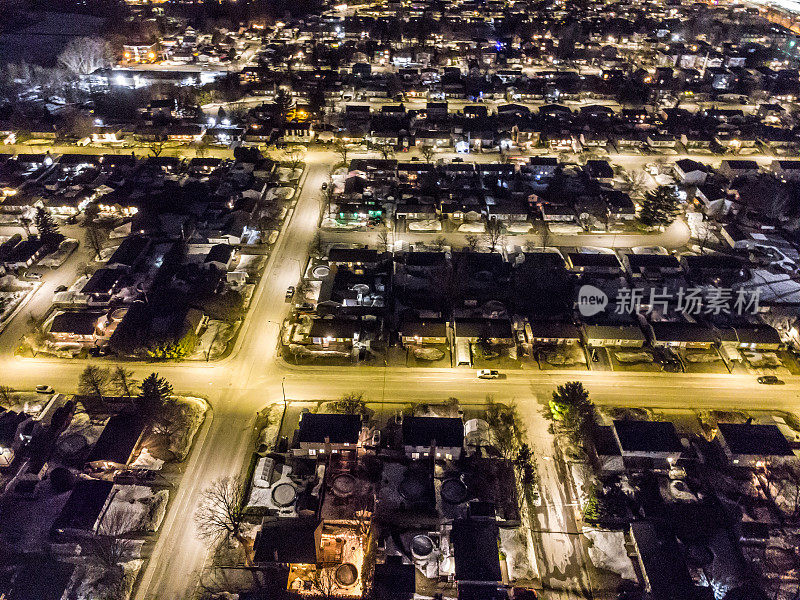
[19, 215, 33, 239]
[309, 232, 324, 258]
[376, 142, 395, 159]
[765, 463, 800, 521]
[147, 141, 166, 157]
[328, 391, 368, 416]
[332, 140, 349, 166]
[0, 385, 19, 409]
[78, 365, 111, 401]
[628, 170, 648, 195]
[539, 221, 551, 249]
[85, 224, 107, 260]
[57, 37, 111, 75]
[90, 510, 137, 594]
[483, 219, 505, 253]
[195, 476, 253, 565]
[432, 235, 446, 250]
[420, 145, 436, 163]
[110, 366, 137, 399]
[464, 234, 479, 251]
[377, 226, 391, 253]
[485, 397, 525, 459]
[309, 566, 339, 600]
[283, 147, 304, 171]
[350, 486, 374, 537]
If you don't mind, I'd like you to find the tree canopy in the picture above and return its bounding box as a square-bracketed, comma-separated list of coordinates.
[639, 186, 681, 228]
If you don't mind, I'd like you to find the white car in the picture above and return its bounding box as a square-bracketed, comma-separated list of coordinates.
[36, 385, 54, 394]
[477, 369, 500, 379]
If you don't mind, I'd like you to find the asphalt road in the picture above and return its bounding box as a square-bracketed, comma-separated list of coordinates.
[0, 151, 797, 599]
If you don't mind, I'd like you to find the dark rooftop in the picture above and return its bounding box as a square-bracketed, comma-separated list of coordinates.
[372, 557, 416, 600]
[108, 235, 150, 267]
[205, 243, 235, 265]
[254, 517, 320, 563]
[3, 557, 76, 600]
[613, 420, 683, 454]
[402, 416, 464, 448]
[52, 478, 113, 533]
[454, 318, 513, 339]
[86, 413, 147, 465]
[717, 423, 794, 457]
[81, 268, 123, 295]
[451, 519, 502, 583]
[328, 247, 379, 263]
[297, 412, 362, 445]
[49, 311, 101, 336]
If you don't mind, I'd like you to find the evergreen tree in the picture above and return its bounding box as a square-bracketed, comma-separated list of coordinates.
[274, 89, 293, 123]
[137, 372, 173, 418]
[639, 186, 681, 228]
[34, 207, 62, 247]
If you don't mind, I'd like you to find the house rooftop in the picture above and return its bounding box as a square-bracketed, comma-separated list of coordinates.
[49, 311, 101, 336]
[108, 235, 150, 267]
[717, 422, 794, 457]
[254, 517, 320, 563]
[2, 557, 76, 600]
[626, 253, 681, 269]
[613, 420, 683, 454]
[86, 413, 147, 466]
[398, 319, 447, 338]
[81, 268, 124, 295]
[372, 556, 416, 600]
[568, 252, 621, 268]
[52, 478, 113, 533]
[328, 247, 379, 263]
[650, 321, 716, 343]
[297, 412, 362, 445]
[451, 519, 502, 583]
[630, 521, 697, 600]
[454, 318, 512, 339]
[402, 416, 464, 448]
[205, 243, 235, 265]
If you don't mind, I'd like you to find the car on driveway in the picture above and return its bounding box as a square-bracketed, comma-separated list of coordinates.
[36, 385, 54, 394]
[285, 286, 295, 301]
[757, 375, 784, 385]
[477, 369, 500, 379]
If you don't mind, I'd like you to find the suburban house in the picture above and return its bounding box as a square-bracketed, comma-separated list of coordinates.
[611, 420, 683, 468]
[716, 422, 796, 467]
[648, 321, 717, 349]
[49, 311, 103, 345]
[402, 416, 464, 460]
[452, 318, 514, 345]
[398, 320, 448, 346]
[84, 413, 148, 471]
[295, 412, 363, 456]
[582, 323, 646, 348]
[525, 321, 581, 345]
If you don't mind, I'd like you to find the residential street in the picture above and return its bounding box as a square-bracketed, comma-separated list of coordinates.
[0, 151, 796, 600]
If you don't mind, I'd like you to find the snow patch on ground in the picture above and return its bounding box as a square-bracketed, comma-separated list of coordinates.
[458, 222, 486, 233]
[584, 528, 637, 581]
[103, 485, 169, 534]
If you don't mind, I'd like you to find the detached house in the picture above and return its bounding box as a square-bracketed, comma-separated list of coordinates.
[295, 412, 363, 456]
[402, 416, 464, 460]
